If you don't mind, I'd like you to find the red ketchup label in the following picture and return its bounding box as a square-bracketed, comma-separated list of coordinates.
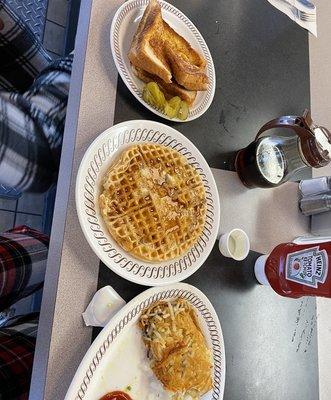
[286, 246, 328, 288]
[256, 241, 331, 298]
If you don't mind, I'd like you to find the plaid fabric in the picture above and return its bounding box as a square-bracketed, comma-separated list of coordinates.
[0, 54, 73, 192]
[0, 0, 51, 92]
[2, 312, 39, 337]
[0, 225, 49, 312]
[0, 312, 38, 400]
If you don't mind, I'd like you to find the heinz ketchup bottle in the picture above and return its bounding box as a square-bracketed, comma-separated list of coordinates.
[254, 239, 331, 298]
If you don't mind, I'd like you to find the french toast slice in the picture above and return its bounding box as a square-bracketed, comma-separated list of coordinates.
[163, 21, 209, 91]
[163, 21, 209, 90]
[162, 21, 206, 70]
[132, 66, 197, 105]
[128, 0, 172, 83]
[129, 0, 209, 96]
[164, 45, 209, 91]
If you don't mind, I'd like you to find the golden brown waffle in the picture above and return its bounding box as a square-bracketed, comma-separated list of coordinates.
[99, 143, 206, 262]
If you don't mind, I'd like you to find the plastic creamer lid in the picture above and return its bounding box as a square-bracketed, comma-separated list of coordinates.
[82, 286, 126, 327]
[254, 255, 270, 286]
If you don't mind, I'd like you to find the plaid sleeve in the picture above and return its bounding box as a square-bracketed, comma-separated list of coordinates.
[0, 0, 52, 92]
[0, 226, 49, 312]
[0, 55, 73, 192]
[0, 312, 39, 400]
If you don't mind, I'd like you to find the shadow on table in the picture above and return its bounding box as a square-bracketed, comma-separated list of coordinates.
[185, 242, 260, 292]
[96, 241, 259, 302]
[92, 242, 260, 341]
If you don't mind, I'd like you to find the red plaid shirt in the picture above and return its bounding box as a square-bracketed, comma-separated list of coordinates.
[0, 226, 48, 399]
[0, 225, 49, 312]
[0, 313, 39, 400]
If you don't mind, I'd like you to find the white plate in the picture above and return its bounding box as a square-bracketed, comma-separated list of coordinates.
[75, 120, 220, 286]
[65, 283, 225, 400]
[110, 0, 216, 122]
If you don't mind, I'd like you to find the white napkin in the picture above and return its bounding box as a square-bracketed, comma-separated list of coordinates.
[267, 0, 317, 36]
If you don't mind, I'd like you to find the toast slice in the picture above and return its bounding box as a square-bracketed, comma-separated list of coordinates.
[132, 66, 197, 105]
[128, 0, 209, 91]
[164, 46, 209, 91]
[128, 0, 172, 83]
[164, 26, 209, 91]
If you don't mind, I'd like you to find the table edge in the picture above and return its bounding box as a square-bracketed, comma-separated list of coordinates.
[29, 1, 94, 398]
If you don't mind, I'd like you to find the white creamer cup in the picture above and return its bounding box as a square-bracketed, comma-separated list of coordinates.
[218, 228, 250, 261]
[82, 286, 126, 327]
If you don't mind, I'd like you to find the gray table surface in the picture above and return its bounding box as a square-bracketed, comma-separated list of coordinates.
[98, 1, 318, 399]
[114, 0, 311, 169]
[29, 1, 322, 399]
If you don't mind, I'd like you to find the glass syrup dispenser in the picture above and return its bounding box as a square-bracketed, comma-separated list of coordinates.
[235, 110, 331, 189]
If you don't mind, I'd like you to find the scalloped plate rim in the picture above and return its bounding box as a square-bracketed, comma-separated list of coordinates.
[110, 0, 216, 122]
[75, 120, 220, 286]
[64, 283, 226, 400]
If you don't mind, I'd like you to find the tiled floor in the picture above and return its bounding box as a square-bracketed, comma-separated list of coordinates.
[44, 0, 69, 58]
[0, 197, 17, 211]
[47, 0, 68, 26]
[0, 210, 15, 232]
[44, 20, 66, 55]
[17, 192, 46, 214]
[0, 195, 45, 232]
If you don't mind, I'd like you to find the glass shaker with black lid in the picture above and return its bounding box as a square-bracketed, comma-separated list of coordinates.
[235, 110, 331, 189]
